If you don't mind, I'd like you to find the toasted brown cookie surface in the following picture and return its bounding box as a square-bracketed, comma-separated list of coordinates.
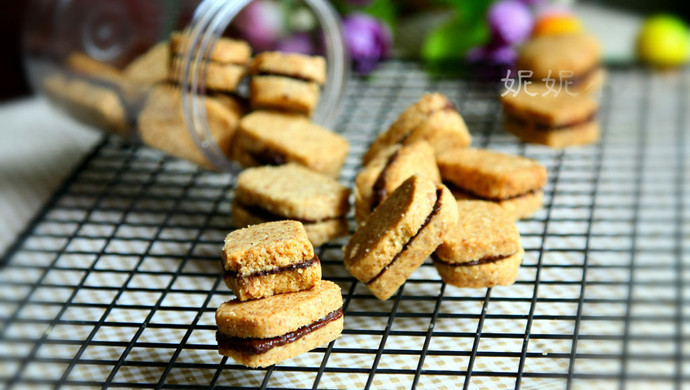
[124, 41, 171, 86]
[345, 176, 457, 300]
[434, 200, 523, 288]
[437, 148, 547, 200]
[249, 51, 326, 85]
[517, 33, 601, 80]
[138, 85, 243, 168]
[170, 33, 251, 64]
[249, 75, 321, 114]
[354, 141, 440, 224]
[363, 93, 471, 165]
[216, 280, 343, 367]
[233, 111, 349, 178]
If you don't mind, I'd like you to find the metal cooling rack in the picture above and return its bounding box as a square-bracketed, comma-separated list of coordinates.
[1, 61, 688, 389]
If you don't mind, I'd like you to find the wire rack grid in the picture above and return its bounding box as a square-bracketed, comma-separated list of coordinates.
[0, 61, 688, 390]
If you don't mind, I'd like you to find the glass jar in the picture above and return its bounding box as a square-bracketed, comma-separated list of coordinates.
[23, 0, 348, 171]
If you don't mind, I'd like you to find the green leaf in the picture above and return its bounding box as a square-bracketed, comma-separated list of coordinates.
[361, 0, 397, 31]
[421, 17, 489, 62]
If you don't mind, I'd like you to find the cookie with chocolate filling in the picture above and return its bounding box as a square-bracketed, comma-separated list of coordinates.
[222, 220, 320, 301]
[362, 93, 472, 165]
[232, 110, 349, 178]
[138, 84, 244, 169]
[501, 84, 600, 148]
[354, 140, 440, 224]
[516, 33, 604, 94]
[437, 148, 547, 220]
[124, 41, 171, 86]
[434, 200, 524, 288]
[169, 32, 251, 93]
[248, 51, 325, 115]
[216, 280, 343, 367]
[231, 164, 350, 246]
[44, 74, 129, 137]
[344, 176, 458, 300]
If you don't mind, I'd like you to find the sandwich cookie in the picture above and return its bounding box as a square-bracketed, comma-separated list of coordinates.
[362, 93, 471, 165]
[169, 32, 251, 93]
[138, 84, 244, 169]
[232, 164, 350, 246]
[221, 220, 321, 301]
[354, 140, 440, 224]
[434, 200, 524, 288]
[232, 110, 349, 178]
[344, 176, 458, 300]
[437, 148, 547, 220]
[216, 280, 343, 367]
[501, 84, 600, 148]
[516, 33, 604, 94]
[249, 51, 326, 115]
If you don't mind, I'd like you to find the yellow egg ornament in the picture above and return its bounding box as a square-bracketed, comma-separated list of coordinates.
[637, 15, 689, 67]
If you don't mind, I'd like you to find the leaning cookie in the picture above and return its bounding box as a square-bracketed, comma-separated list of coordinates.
[501, 84, 600, 148]
[433, 200, 524, 288]
[222, 220, 320, 301]
[249, 52, 326, 115]
[231, 164, 350, 246]
[216, 280, 343, 368]
[344, 176, 458, 300]
[362, 93, 471, 165]
[232, 110, 349, 178]
[437, 148, 547, 220]
[354, 140, 440, 224]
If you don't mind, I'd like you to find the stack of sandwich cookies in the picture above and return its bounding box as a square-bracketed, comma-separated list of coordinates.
[363, 93, 471, 165]
[216, 280, 343, 368]
[249, 52, 326, 115]
[344, 176, 458, 300]
[433, 200, 524, 288]
[501, 84, 600, 148]
[232, 110, 349, 177]
[232, 164, 350, 246]
[354, 140, 440, 224]
[437, 148, 547, 220]
[516, 33, 603, 95]
[169, 32, 251, 94]
[217, 220, 343, 367]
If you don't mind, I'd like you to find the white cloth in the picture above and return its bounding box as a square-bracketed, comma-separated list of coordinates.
[0, 97, 101, 253]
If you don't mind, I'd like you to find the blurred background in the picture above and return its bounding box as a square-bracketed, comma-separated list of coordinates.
[2, 0, 689, 102]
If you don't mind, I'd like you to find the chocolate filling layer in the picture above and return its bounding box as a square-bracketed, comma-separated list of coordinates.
[371, 149, 402, 210]
[249, 149, 287, 166]
[432, 253, 512, 267]
[223, 255, 320, 280]
[236, 201, 341, 224]
[255, 71, 318, 84]
[445, 182, 539, 202]
[366, 188, 443, 285]
[217, 308, 343, 355]
[505, 112, 597, 132]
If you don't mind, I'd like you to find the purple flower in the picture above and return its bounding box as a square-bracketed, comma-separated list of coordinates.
[276, 33, 315, 55]
[467, 45, 517, 65]
[487, 0, 533, 46]
[342, 13, 392, 75]
[234, 0, 284, 51]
